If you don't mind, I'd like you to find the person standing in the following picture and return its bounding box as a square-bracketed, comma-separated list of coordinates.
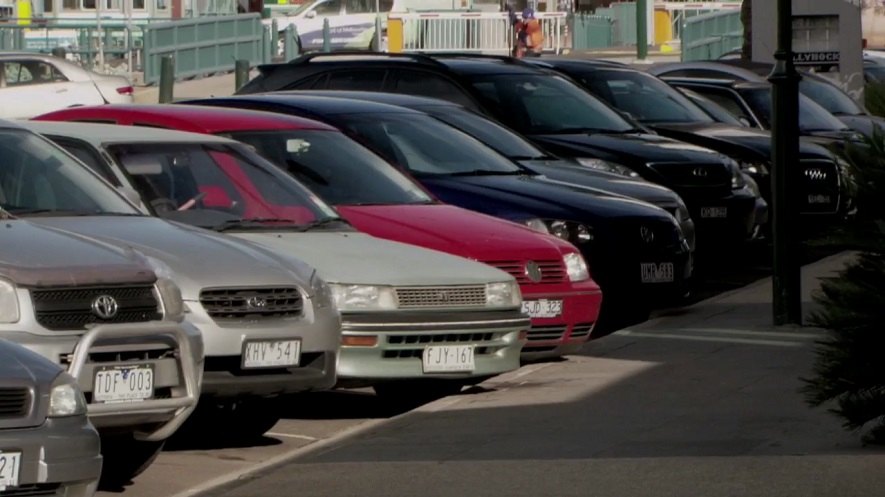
[522, 8, 545, 57]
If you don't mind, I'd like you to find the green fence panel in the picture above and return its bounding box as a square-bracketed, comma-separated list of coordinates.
[571, 14, 614, 50]
[594, 3, 636, 46]
[143, 14, 264, 85]
[681, 9, 743, 62]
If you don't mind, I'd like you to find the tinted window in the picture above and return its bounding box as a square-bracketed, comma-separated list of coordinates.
[422, 106, 548, 160]
[223, 129, 433, 206]
[4, 60, 66, 86]
[49, 136, 120, 185]
[739, 87, 849, 132]
[680, 86, 756, 125]
[341, 112, 525, 175]
[799, 78, 864, 116]
[466, 74, 635, 134]
[658, 68, 733, 79]
[285, 74, 326, 90]
[390, 70, 477, 109]
[314, 0, 340, 15]
[325, 69, 385, 90]
[679, 88, 747, 126]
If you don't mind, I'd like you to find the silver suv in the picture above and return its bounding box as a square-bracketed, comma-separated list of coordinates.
[0, 121, 341, 442]
[0, 338, 103, 497]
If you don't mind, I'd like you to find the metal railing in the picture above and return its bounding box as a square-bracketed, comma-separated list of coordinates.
[680, 8, 742, 61]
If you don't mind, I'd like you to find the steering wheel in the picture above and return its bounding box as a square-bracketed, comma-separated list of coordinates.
[149, 198, 178, 213]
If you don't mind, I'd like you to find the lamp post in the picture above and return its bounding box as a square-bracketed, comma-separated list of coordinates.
[768, 0, 802, 325]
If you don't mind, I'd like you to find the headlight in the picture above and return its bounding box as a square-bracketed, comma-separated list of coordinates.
[523, 218, 549, 234]
[575, 158, 640, 178]
[486, 281, 521, 307]
[674, 198, 691, 223]
[309, 272, 334, 309]
[0, 279, 19, 324]
[575, 223, 594, 243]
[48, 375, 87, 417]
[328, 284, 397, 311]
[729, 162, 746, 189]
[156, 277, 184, 321]
[548, 220, 569, 240]
[563, 252, 590, 282]
[739, 160, 769, 176]
[743, 173, 761, 196]
[542, 220, 594, 244]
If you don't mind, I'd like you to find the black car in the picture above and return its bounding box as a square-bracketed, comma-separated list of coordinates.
[237, 52, 762, 246]
[528, 59, 851, 224]
[284, 89, 697, 251]
[182, 94, 693, 321]
[648, 60, 885, 139]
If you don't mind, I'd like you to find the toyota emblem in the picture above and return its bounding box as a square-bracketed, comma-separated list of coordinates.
[91, 295, 119, 319]
[692, 167, 709, 177]
[246, 296, 268, 309]
[640, 226, 655, 244]
[524, 261, 543, 283]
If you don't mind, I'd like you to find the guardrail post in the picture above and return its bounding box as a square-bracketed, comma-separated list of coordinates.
[159, 55, 174, 103]
[15, 28, 25, 50]
[271, 19, 279, 56]
[283, 24, 295, 60]
[234, 59, 249, 91]
[372, 14, 382, 51]
[322, 18, 331, 52]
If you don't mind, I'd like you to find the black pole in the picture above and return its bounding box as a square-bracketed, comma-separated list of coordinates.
[767, 0, 802, 325]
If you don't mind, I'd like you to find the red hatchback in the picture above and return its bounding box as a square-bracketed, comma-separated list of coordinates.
[35, 105, 604, 359]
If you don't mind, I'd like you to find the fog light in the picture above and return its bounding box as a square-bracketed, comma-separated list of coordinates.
[341, 335, 378, 347]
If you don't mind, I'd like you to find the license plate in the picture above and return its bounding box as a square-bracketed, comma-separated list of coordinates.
[94, 365, 154, 403]
[243, 340, 301, 369]
[0, 451, 21, 491]
[807, 194, 832, 204]
[422, 345, 475, 373]
[641, 262, 675, 283]
[700, 207, 728, 218]
[521, 299, 563, 318]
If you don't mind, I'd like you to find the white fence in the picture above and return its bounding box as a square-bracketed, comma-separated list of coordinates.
[393, 11, 566, 54]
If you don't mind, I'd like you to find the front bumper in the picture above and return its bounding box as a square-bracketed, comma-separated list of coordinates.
[0, 416, 102, 496]
[683, 187, 760, 244]
[9, 322, 202, 442]
[336, 308, 529, 385]
[520, 281, 603, 361]
[184, 300, 341, 398]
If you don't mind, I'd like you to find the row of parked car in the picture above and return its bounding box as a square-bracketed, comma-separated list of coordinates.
[0, 53, 868, 495]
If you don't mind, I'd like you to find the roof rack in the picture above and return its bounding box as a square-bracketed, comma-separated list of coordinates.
[419, 52, 539, 67]
[287, 51, 446, 68]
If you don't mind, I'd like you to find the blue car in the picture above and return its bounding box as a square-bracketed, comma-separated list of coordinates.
[181, 95, 694, 328]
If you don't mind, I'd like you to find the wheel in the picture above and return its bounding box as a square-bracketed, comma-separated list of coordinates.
[98, 436, 165, 489]
[174, 399, 283, 443]
[372, 380, 465, 402]
[226, 400, 283, 440]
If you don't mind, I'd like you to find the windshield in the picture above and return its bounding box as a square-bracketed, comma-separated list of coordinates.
[422, 106, 549, 160]
[799, 78, 864, 116]
[222, 129, 434, 206]
[739, 87, 850, 132]
[466, 74, 636, 134]
[105, 142, 341, 230]
[0, 129, 140, 217]
[579, 69, 715, 124]
[341, 112, 527, 176]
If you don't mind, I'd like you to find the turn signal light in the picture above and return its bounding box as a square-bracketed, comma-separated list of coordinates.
[341, 335, 378, 347]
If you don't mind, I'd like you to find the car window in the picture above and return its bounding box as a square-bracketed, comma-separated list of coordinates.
[739, 87, 849, 132]
[325, 69, 386, 90]
[389, 70, 478, 110]
[657, 68, 734, 79]
[677, 86, 756, 126]
[422, 106, 549, 160]
[678, 88, 747, 126]
[345, 0, 374, 13]
[4, 60, 66, 86]
[48, 136, 121, 186]
[314, 0, 341, 15]
[285, 74, 327, 90]
[799, 78, 864, 116]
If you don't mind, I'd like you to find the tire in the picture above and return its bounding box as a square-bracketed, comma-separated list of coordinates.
[98, 436, 165, 489]
[174, 399, 283, 442]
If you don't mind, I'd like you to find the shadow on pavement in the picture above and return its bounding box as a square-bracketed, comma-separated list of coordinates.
[280, 390, 431, 420]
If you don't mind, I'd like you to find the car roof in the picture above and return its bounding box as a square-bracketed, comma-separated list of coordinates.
[22, 120, 238, 145]
[433, 56, 548, 75]
[275, 52, 548, 76]
[39, 104, 337, 133]
[193, 94, 426, 116]
[524, 58, 631, 71]
[277, 90, 462, 108]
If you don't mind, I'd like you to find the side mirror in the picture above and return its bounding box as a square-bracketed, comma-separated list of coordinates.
[305, 10, 316, 18]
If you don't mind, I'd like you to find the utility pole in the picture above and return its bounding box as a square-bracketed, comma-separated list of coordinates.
[636, 0, 648, 61]
[768, 0, 802, 325]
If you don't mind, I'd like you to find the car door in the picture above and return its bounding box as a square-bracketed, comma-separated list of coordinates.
[294, 0, 344, 50]
[385, 69, 484, 112]
[0, 59, 104, 119]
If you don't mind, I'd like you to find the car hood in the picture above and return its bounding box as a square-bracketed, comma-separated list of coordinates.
[529, 132, 731, 167]
[0, 339, 63, 384]
[336, 204, 569, 261]
[233, 231, 514, 286]
[653, 122, 836, 161]
[519, 159, 682, 209]
[0, 219, 156, 287]
[28, 217, 315, 300]
[836, 114, 885, 139]
[418, 174, 673, 224]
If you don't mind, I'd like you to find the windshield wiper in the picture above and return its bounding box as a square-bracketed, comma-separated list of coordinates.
[295, 217, 348, 232]
[445, 170, 526, 177]
[213, 217, 300, 232]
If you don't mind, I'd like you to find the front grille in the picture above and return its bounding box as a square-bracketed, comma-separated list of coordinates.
[613, 219, 682, 251]
[0, 388, 30, 418]
[570, 323, 595, 339]
[526, 325, 567, 342]
[487, 260, 566, 285]
[799, 160, 841, 214]
[0, 484, 62, 497]
[395, 285, 486, 309]
[648, 162, 732, 189]
[383, 347, 496, 359]
[387, 332, 496, 345]
[31, 285, 159, 331]
[200, 287, 303, 320]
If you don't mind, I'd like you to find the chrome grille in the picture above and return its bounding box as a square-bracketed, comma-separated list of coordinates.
[31, 285, 160, 331]
[800, 160, 841, 214]
[200, 287, 303, 320]
[487, 260, 566, 285]
[526, 325, 567, 342]
[387, 332, 495, 345]
[0, 388, 30, 418]
[570, 323, 595, 339]
[395, 285, 486, 309]
[648, 162, 732, 188]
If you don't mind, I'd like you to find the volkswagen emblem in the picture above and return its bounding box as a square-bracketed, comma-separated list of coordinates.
[524, 261, 543, 283]
[804, 168, 827, 181]
[639, 226, 655, 244]
[692, 167, 709, 177]
[91, 295, 119, 319]
[246, 296, 268, 309]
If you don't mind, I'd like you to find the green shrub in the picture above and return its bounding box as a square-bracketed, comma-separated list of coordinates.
[864, 82, 885, 118]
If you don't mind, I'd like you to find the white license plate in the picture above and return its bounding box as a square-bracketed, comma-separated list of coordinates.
[641, 262, 675, 283]
[0, 451, 21, 491]
[422, 345, 475, 373]
[94, 365, 154, 403]
[243, 340, 301, 369]
[521, 299, 563, 318]
[808, 194, 832, 204]
[700, 207, 728, 218]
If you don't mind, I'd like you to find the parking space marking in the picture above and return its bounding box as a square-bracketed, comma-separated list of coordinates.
[265, 433, 319, 441]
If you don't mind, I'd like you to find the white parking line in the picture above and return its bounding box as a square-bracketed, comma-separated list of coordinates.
[266, 433, 319, 441]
